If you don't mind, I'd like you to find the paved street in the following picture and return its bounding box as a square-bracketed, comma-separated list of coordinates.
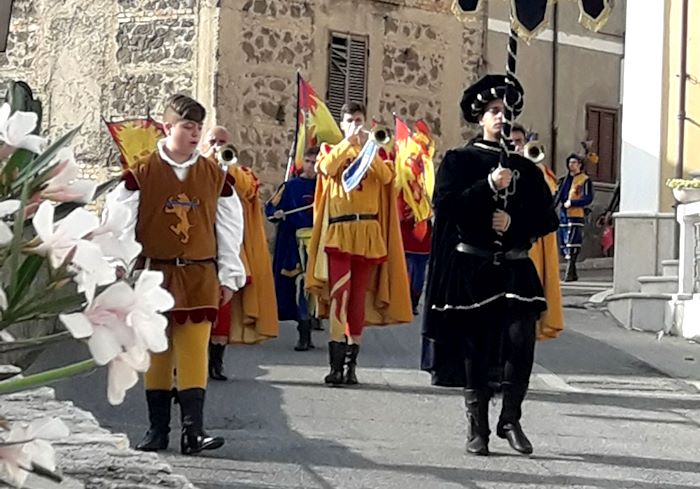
[35, 301, 700, 489]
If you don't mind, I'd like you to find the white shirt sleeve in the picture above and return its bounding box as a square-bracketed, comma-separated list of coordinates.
[216, 190, 247, 291]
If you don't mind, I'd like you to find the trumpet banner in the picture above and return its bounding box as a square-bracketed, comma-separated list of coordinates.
[451, 0, 614, 40]
[394, 116, 435, 224]
[293, 74, 343, 174]
[105, 117, 165, 169]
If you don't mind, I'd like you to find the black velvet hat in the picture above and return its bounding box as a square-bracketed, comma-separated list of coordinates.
[460, 74, 525, 123]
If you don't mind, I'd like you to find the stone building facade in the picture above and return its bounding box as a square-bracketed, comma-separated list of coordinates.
[0, 0, 485, 198]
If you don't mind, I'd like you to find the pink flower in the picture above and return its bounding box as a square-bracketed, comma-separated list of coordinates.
[59, 271, 173, 405]
[40, 148, 97, 204]
[0, 417, 69, 487]
[0, 103, 47, 156]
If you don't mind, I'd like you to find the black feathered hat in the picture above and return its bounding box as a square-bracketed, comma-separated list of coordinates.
[460, 74, 525, 123]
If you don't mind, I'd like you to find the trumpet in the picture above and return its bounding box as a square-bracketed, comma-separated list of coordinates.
[523, 140, 546, 163]
[363, 126, 393, 148]
[216, 143, 238, 164]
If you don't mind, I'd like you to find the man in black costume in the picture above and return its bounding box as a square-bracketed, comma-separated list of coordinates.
[421, 74, 559, 456]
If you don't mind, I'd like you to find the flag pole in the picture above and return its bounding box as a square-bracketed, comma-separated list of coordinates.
[285, 71, 302, 182]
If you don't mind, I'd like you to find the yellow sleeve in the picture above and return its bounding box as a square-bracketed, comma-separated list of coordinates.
[369, 157, 394, 185]
[229, 165, 260, 202]
[317, 140, 356, 177]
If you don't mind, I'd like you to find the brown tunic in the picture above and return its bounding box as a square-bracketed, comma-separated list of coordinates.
[130, 152, 226, 318]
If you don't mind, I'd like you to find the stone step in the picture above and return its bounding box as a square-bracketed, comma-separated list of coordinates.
[606, 292, 674, 332]
[662, 259, 679, 277]
[638, 275, 678, 294]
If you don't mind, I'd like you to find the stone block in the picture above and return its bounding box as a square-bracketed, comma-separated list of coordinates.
[116, 18, 196, 65]
[107, 72, 194, 116]
[240, 25, 312, 68]
[242, 0, 313, 19]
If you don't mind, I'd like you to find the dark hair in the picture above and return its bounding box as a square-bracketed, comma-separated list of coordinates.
[163, 93, 206, 123]
[340, 101, 366, 118]
[304, 145, 320, 158]
[511, 123, 527, 138]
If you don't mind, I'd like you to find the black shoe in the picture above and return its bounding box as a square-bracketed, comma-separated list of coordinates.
[464, 389, 490, 456]
[344, 344, 360, 385]
[135, 390, 172, 451]
[497, 421, 533, 454]
[208, 343, 228, 381]
[498, 382, 533, 454]
[178, 388, 225, 455]
[411, 292, 421, 316]
[294, 320, 315, 351]
[324, 341, 347, 385]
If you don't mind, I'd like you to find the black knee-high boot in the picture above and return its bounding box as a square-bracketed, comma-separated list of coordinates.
[497, 382, 533, 454]
[564, 249, 579, 282]
[208, 343, 228, 381]
[179, 388, 224, 455]
[136, 390, 172, 451]
[464, 389, 490, 456]
[344, 344, 360, 385]
[324, 341, 347, 385]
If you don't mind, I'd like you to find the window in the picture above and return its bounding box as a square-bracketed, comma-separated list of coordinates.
[585, 105, 619, 184]
[327, 32, 368, 121]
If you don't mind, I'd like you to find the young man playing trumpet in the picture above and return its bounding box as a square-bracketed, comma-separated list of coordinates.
[305, 102, 412, 386]
[203, 126, 278, 381]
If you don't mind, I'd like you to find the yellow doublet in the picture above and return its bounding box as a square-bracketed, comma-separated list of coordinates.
[317, 140, 394, 259]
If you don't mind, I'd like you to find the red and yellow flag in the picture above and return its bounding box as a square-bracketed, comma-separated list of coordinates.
[105, 117, 166, 169]
[292, 74, 343, 175]
[394, 116, 435, 225]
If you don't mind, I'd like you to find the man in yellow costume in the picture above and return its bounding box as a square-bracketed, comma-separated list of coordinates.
[511, 124, 564, 340]
[203, 126, 279, 381]
[108, 94, 247, 455]
[306, 102, 412, 386]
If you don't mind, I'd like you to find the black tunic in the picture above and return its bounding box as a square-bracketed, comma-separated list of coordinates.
[421, 138, 559, 387]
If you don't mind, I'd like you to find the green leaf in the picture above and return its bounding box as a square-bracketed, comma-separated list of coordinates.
[10, 126, 82, 194]
[6, 255, 45, 308]
[7, 182, 30, 297]
[0, 331, 72, 354]
[0, 148, 33, 193]
[0, 359, 97, 395]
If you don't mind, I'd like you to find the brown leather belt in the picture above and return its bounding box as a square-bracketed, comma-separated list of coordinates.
[146, 257, 216, 267]
[328, 213, 378, 224]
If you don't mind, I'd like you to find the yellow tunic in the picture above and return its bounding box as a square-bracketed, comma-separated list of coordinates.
[216, 164, 279, 345]
[530, 163, 565, 340]
[317, 140, 394, 259]
[305, 141, 413, 326]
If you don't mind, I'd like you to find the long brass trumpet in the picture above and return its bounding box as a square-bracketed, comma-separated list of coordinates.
[217, 143, 238, 164]
[523, 140, 546, 163]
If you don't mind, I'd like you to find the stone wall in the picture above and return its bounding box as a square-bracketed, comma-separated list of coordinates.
[3, 387, 196, 488]
[0, 0, 485, 195]
[0, 0, 206, 183]
[218, 0, 486, 199]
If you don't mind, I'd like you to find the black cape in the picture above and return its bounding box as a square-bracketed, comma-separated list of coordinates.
[421, 138, 559, 387]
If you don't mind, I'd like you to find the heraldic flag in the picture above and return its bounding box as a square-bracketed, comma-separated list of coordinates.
[105, 117, 166, 169]
[394, 116, 435, 238]
[292, 74, 343, 175]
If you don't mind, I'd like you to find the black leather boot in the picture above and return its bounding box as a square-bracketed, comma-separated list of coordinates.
[324, 341, 347, 386]
[311, 317, 324, 331]
[294, 319, 315, 351]
[564, 250, 579, 282]
[411, 292, 420, 316]
[135, 390, 172, 451]
[344, 344, 360, 385]
[208, 343, 228, 381]
[179, 388, 225, 455]
[464, 389, 490, 456]
[497, 382, 533, 455]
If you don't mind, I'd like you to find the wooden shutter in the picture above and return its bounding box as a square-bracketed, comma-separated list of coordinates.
[586, 106, 619, 184]
[327, 32, 368, 121]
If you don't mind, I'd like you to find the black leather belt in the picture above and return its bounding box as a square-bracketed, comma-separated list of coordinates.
[328, 213, 378, 224]
[147, 257, 216, 267]
[455, 242, 529, 265]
